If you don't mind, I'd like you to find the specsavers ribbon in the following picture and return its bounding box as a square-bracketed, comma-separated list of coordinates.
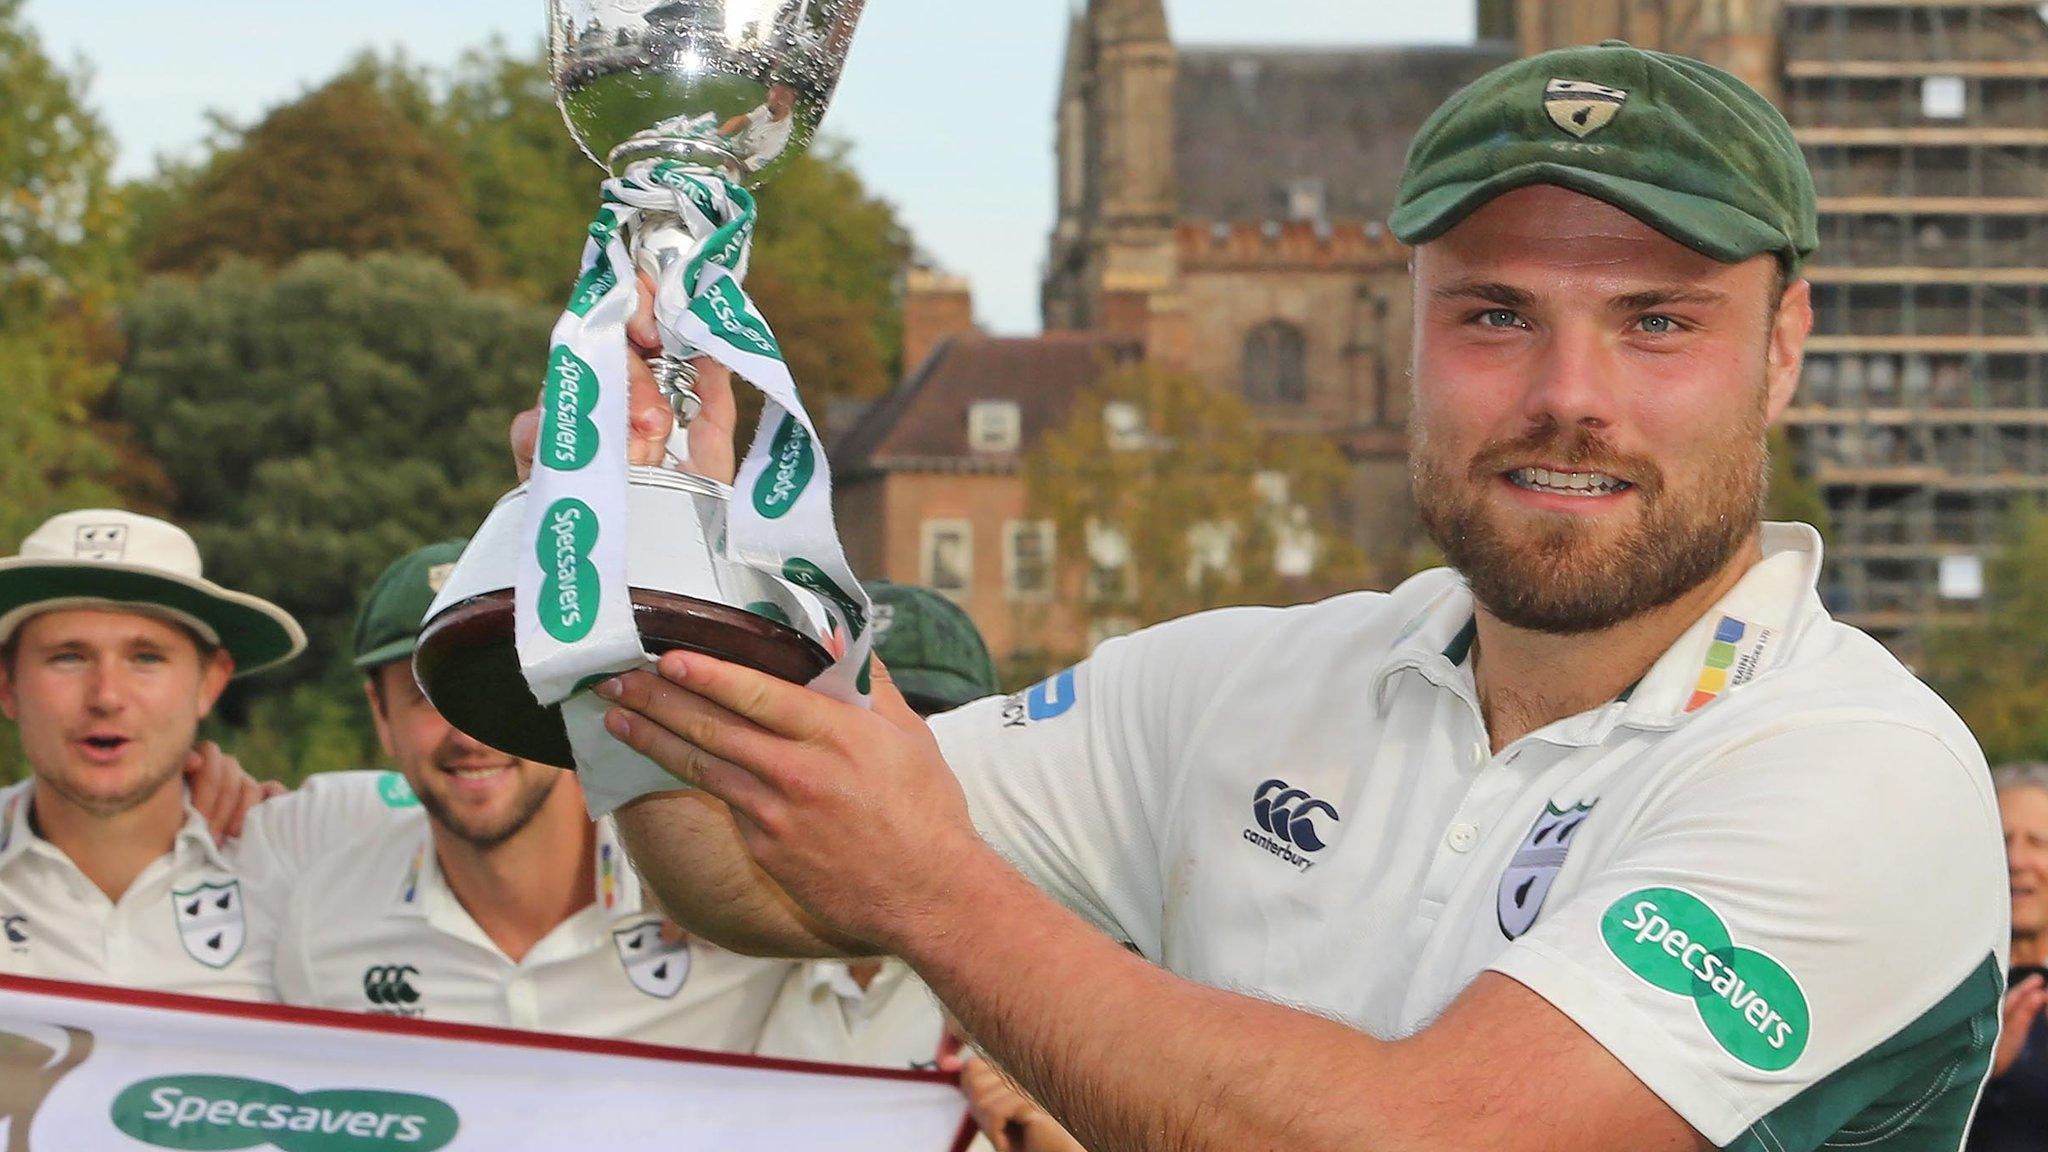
[520, 161, 873, 817]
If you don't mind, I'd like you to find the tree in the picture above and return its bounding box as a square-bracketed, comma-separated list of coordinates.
[376, 41, 910, 402]
[1766, 427, 1829, 536]
[134, 77, 490, 279]
[1920, 503, 2048, 765]
[0, 0, 126, 312]
[1025, 362, 1369, 650]
[112, 252, 556, 780]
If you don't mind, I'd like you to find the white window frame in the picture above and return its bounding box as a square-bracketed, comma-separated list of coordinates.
[1004, 519, 1056, 602]
[921, 519, 974, 596]
[967, 400, 1022, 453]
[1102, 401, 1147, 451]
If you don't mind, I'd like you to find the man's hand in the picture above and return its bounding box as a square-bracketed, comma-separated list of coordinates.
[509, 270, 738, 484]
[182, 741, 282, 844]
[956, 1054, 1090, 1152]
[1994, 974, 2046, 1079]
[594, 652, 996, 954]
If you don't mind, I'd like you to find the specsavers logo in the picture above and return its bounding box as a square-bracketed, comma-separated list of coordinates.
[540, 345, 600, 472]
[1601, 887, 1809, 1071]
[111, 1076, 458, 1151]
[536, 498, 600, 643]
[751, 415, 815, 520]
[691, 276, 782, 361]
[566, 263, 618, 319]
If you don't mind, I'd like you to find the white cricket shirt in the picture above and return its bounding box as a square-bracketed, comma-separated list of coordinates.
[274, 811, 795, 1052]
[933, 524, 2008, 1151]
[755, 958, 948, 1069]
[0, 770, 413, 1000]
[730, 105, 795, 172]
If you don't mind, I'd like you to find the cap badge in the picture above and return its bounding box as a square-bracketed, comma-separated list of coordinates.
[426, 563, 454, 593]
[72, 524, 128, 561]
[1544, 78, 1628, 139]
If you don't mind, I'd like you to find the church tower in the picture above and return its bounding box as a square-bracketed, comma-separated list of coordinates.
[1042, 0, 1179, 337]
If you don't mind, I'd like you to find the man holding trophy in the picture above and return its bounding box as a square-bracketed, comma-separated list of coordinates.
[486, 12, 2005, 1152]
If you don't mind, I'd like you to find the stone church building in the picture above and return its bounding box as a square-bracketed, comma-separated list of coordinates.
[834, 0, 1782, 676]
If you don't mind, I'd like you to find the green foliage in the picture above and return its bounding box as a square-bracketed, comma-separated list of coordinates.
[356, 41, 910, 402]
[1025, 362, 1370, 652]
[113, 252, 554, 749]
[0, 0, 126, 312]
[135, 77, 490, 279]
[1766, 427, 1829, 537]
[1921, 504, 2048, 765]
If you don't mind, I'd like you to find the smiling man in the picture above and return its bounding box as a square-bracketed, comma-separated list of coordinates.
[0, 509, 398, 1000]
[555, 41, 2007, 1152]
[272, 542, 793, 1049]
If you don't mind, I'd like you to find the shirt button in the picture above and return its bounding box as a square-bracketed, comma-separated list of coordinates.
[1446, 823, 1479, 852]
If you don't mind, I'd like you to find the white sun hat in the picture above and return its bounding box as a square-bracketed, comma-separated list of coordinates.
[0, 510, 306, 677]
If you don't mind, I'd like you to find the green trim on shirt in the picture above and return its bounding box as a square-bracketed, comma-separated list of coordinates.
[1728, 952, 2000, 1152]
[1442, 617, 1478, 666]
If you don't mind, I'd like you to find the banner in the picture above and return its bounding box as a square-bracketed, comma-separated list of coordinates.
[0, 975, 969, 1152]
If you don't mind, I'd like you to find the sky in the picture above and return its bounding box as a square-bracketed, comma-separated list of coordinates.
[22, 1, 1473, 334]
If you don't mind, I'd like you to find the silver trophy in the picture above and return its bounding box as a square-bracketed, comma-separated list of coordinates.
[415, 0, 865, 768]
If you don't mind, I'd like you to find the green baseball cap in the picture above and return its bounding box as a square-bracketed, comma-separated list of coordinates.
[863, 580, 999, 715]
[352, 539, 468, 671]
[1390, 41, 1817, 272]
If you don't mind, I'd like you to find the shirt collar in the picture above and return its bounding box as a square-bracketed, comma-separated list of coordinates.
[1370, 522, 1830, 741]
[0, 779, 229, 874]
[388, 815, 645, 940]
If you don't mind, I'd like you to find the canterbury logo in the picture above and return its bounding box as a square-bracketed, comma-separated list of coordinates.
[1251, 779, 1341, 852]
[361, 965, 421, 1008]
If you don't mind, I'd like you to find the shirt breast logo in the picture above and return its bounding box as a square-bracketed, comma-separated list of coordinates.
[614, 919, 691, 999]
[362, 964, 425, 1017]
[1243, 779, 1341, 873]
[1497, 801, 1596, 940]
[3, 914, 26, 949]
[170, 881, 245, 969]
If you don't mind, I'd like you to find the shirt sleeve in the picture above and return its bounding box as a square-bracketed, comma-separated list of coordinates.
[930, 607, 1281, 958]
[231, 770, 416, 953]
[1487, 719, 2007, 1150]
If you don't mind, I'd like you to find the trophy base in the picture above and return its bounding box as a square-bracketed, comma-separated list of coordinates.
[414, 588, 832, 770]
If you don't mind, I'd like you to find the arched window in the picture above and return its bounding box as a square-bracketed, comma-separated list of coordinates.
[1242, 321, 1307, 405]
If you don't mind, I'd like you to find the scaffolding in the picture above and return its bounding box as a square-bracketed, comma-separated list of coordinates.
[1779, 0, 2048, 647]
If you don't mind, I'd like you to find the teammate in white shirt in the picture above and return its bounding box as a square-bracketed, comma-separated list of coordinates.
[718, 81, 798, 174]
[0, 509, 400, 1000]
[524, 42, 2014, 1152]
[274, 542, 793, 1050]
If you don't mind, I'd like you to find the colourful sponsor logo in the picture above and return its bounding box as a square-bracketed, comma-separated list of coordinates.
[535, 498, 600, 643]
[1685, 616, 1744, 713]
[1601, 887, 1809, 1071]
[751, 415, 815, 519]
[782, 558, 864, 639]
[588, 206, 622, 248]
[110, 1075, 459, 1151]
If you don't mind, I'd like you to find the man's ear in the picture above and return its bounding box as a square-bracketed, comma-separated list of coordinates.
[195, 649, 235, 718]
[0, 654, 17, 723]
[362, 672, 399, 760]
[1765, 277, 1813, 424]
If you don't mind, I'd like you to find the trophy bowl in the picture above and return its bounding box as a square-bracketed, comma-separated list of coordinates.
[548, 0, 864, 184]
[416, 469, 834, 769]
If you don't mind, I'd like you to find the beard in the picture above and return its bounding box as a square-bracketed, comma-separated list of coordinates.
[415, 761, 560, 851]
[1412, 404, 1768, 635]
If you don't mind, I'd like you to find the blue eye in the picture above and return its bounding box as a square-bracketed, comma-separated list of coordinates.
[1480, 309, 1521, 329]
[1637, 315, 1675, 334]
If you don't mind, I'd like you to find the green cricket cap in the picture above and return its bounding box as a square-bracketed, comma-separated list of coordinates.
[352, 539, 468, 671]
[863, 580, 999, 715]
[1390, 41, 1818, 272]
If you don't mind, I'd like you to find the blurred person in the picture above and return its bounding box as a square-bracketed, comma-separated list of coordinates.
[718, 80, 798, 173]
[559, 43, 2012, 1152]
[273, 542, 794, 1049]
[1968, 762, 2048, 1151]
[0, 510, 395, 999]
